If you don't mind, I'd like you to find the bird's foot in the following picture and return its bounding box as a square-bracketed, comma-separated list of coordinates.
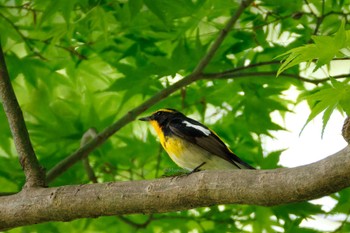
[189, 162, 206, 174]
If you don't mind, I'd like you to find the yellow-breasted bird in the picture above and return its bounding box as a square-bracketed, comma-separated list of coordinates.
[139, 108, 254, 171]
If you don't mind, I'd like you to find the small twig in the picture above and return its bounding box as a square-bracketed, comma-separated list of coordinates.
[54, 44, 88, 60]
[203, 71, 350, 85]
[0, 3, 38, 12]
[0, 12, 46, 60]
[28, 37, 88, 60]
[118, 215, 153, 229]
[81, 128, 98, 183]
[323, 11, 350, 25]
[45, 0, 255, 182]
[312, 2, 324, 35]
[0, 42, 45, 188]
[192, 0, 254, 75]
[321, 0, 325, 16]
[304, 0, 317, 17]
[303, 0, 321, 37]
[219, 60, 281, 74]
[332, 208, 350, 232]
[0, 12, 87, 60]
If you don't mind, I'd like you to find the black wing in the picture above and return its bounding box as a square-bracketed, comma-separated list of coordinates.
[167, 117, 254, 169]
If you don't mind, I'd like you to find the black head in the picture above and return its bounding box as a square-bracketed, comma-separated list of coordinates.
[139, 108, 183, 125]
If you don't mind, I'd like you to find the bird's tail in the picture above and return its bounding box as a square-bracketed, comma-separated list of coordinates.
[237, 160, 255, 169]
[232, 155, 255, 169]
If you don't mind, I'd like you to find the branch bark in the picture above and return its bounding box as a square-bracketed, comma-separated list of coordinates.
[46, 0, 255, 183]
[342, 116, 350, 143]
[1, 146, 350, 230]
[0, 42, 45, 188]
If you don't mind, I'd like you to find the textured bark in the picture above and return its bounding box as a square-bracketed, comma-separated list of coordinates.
[342, 116, 350, 143]
[1, 146, 349, 230]
[0, 43, 45, 188]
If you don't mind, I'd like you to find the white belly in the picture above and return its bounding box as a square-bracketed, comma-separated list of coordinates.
[164, 136, 237, 171]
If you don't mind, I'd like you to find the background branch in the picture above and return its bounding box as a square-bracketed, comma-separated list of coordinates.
[203, 71, 350, 84]
[1, 146, 350, 230]
[0, 12, 46, 60]
[0, 42, 45, 188]
[0, 12, 86, 60]
[81, 128, 98, 183]
[45, 0, 255, 183]
[192, 0, 254, 74]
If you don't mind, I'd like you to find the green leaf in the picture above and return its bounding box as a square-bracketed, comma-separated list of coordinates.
[276, 44, 317, 76]
[261, 149, 285, 169]
[277, 21, 349, 75]
[129, 0, 143, 18]
[38, 0, 77, 26]
[300, 78, 350, 136]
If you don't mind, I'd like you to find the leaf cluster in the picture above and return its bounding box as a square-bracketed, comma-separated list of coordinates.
[278, 22, 350, 75]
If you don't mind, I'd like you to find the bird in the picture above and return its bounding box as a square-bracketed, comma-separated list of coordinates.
[139, 108, 255, 172]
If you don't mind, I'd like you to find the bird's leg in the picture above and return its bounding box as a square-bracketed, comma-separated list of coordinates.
[189, 162, 206, 174]
[163, 162, 207, 179]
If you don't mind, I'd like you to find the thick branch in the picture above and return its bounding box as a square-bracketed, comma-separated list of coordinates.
[46, 0, 254, 183]
[1, 146, 350, 230]
[0, 42, 45, 188]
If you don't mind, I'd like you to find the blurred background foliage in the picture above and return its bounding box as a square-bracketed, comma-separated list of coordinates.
[0, 0, 350, 232]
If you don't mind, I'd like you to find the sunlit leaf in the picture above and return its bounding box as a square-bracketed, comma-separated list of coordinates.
[277, 21, 349, 75]
[301, 78, 350, 137]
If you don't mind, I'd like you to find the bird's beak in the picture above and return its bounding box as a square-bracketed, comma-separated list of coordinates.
[139, 116, 152, 121]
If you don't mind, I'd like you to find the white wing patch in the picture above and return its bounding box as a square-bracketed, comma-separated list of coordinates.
[182, 120, 211, 136]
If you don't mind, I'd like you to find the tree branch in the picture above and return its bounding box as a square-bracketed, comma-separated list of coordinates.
[118, 215, 153, 229]
[192, 0, 254, 74]
[203, 71, 350, 84]
[0, 12, 87, 60]
[1, 146, 350, 230]
[81, 128, 98, 183]
[0, 12, 46, 60]
[45, 0, 255, 183]
[342, 117, 350, 143]
[0, 42, 45, 187]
